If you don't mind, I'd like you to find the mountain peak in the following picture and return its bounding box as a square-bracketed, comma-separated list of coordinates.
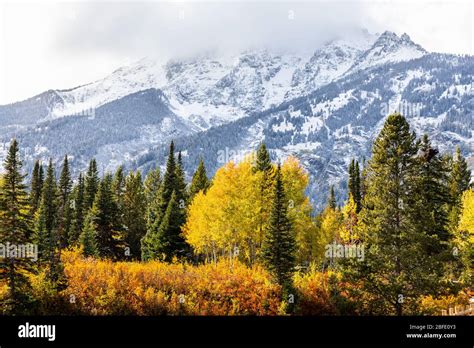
[379, 30, 398, 39]
[345, 30, 427, 74]
[374, 30, 426, 52]
[400, 33, 411, 41]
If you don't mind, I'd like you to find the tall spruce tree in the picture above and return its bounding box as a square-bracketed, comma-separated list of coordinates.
[342, 114, 449, 315]
[0, 139, 34, 314]
[29, 160, 44, 218]
[123, 171, 147, 259]
[410, 135, 451, 250]
[89, 173, 122, 258]
[160, 141, 177, 214]
[189, 158, 210, 200]
[144, 168, 161, 205]
[113, 166, 125, 210]
[175, 151, 188, 208]
[79, 212, 99, 257]
[144, 168, 162, 236]
[112, 166, 126, 245]
[359, 157, 368, 201]
[348, 159, 362, 213]
[253, 143, 275, 263]
[112, 166, 126, 199]
[142, 141, 191, 260]
[34, 159, 61, 283]
[261, 165, 296, 287]
[355, 161, 361, 210]
[69, 173, 85, 245]
[142, 190, 189, 261]
[84, 158, 99, 209]
[328, 186, 337, 210]
[58, 155, 72, 248]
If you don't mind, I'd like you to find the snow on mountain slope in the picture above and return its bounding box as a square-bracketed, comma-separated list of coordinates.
[347, 31, 426, 74]
[131, 53, 473, 210]
[39, 30, 401, 131]
[52, 58, 168, 119]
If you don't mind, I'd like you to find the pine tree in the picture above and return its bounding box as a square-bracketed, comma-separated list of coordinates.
[29, 160, 44, 218]
[189, 158, 210, 200]
[348, 159, 354, 191]
[255, 143, 273, 172]
[175, 151, 188, 209]
[69, 173, 85, 245]
[450, 147, 471, 201]
[144, 168, 161, 205]
[359, 157, 367, 201]
[261, 165, 296, 287]
[113, 166, 126, 199]
[34, 159, 61, 281]
[151, 141, 177, 224]
[160, 141, 177, 213]
[84, 158, 99, 209]
[253, 143, 275, 263]
[142, 191, 188, 261]
[79, 212, 99, 257]
[410, 135, 451, 251]
[113, 166, 126, 213]
[342, 114, 448, 315]
[58, 155, 72, 248]
[348, 159, 362, 213]
[112, 166, 126, 246]
[354, 161, 361, 211]
[0, 139, 34, 314]
[143, 142, 191, 260]
[89, 174, 122, 258]
[123, 171, 147, 259]
[144, 168, 162, 236]
[328, 186, 337, 210]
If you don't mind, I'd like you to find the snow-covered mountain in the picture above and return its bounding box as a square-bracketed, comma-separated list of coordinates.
[346, 31, 426, 74]
[14, 30, 424, 130]
[0, 30, 472, 209]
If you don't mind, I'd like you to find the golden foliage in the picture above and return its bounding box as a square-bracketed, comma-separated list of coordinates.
[293, 267, 339, 315]
[60, 249, 281, 315]
[459, 189, 474, 236]
[0, 281, 7, 301]
[339, 195, 359, 243]
[184, 155, 316, 265]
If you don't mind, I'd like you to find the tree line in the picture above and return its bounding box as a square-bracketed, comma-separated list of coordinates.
[0, 112, 472, 315]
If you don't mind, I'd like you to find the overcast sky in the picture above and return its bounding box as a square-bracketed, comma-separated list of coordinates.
[0, 0, 472, 104]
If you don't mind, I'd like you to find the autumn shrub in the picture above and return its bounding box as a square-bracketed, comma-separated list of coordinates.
[293, 267, 337, 315]
[28, 270, 73, 315]
[60, 250, 281, 315]
[293, 265, 359, 315]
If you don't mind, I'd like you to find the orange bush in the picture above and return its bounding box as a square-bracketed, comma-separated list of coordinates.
[293, 268, 338, 315]
[60, 250, 281, 315]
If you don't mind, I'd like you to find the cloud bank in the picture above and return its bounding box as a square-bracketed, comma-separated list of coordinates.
[0, 0, 472, 104]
